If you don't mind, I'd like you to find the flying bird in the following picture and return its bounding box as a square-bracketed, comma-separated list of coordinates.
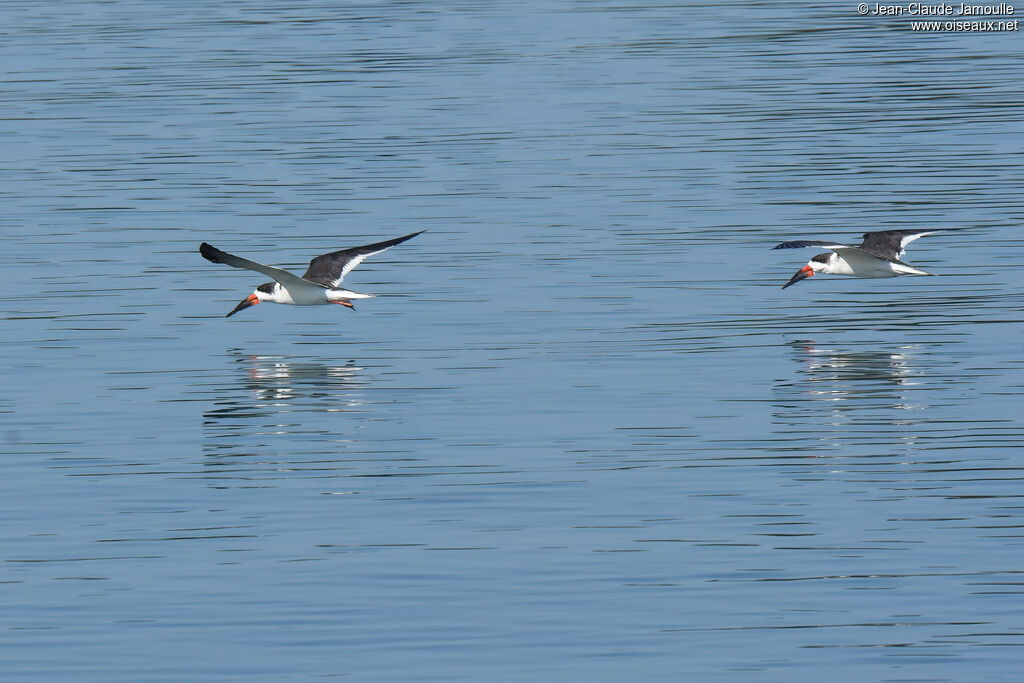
[773, 229, 959, 289]
[199, 231, 423, 316]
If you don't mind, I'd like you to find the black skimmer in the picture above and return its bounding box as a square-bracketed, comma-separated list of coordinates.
[199, 231, 423, 316]
[773, 229, 960, 289]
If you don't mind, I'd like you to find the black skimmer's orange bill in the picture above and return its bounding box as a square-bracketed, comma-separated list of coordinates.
[772, 228, 961, 289]
[199, 231, 424, 317]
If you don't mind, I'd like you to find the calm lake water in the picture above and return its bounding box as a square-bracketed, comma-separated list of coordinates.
[3, 1, 1024, 681]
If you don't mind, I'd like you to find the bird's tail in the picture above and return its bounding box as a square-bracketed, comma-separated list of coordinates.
[328, 289, 374, 301]
[892, 263, 934, 276]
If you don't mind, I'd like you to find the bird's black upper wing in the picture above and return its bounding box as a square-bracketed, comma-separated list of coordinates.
[772, 240, 851, 251]
[301, 230, 424, 288]
[858, 228, 962, 260]
[199, 242, 323, 290]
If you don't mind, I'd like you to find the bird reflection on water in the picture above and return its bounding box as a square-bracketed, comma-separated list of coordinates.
[198, 352, 427, 484]
[780, 339, 924, 410]
[772, 340, 943, 456]
[203, 352, 367, 433]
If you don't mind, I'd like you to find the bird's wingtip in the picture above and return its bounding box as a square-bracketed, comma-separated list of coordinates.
[199, 242, 224, 264]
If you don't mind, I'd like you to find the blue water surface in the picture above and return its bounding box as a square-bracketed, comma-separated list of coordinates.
[3, 1, 1024, 681]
